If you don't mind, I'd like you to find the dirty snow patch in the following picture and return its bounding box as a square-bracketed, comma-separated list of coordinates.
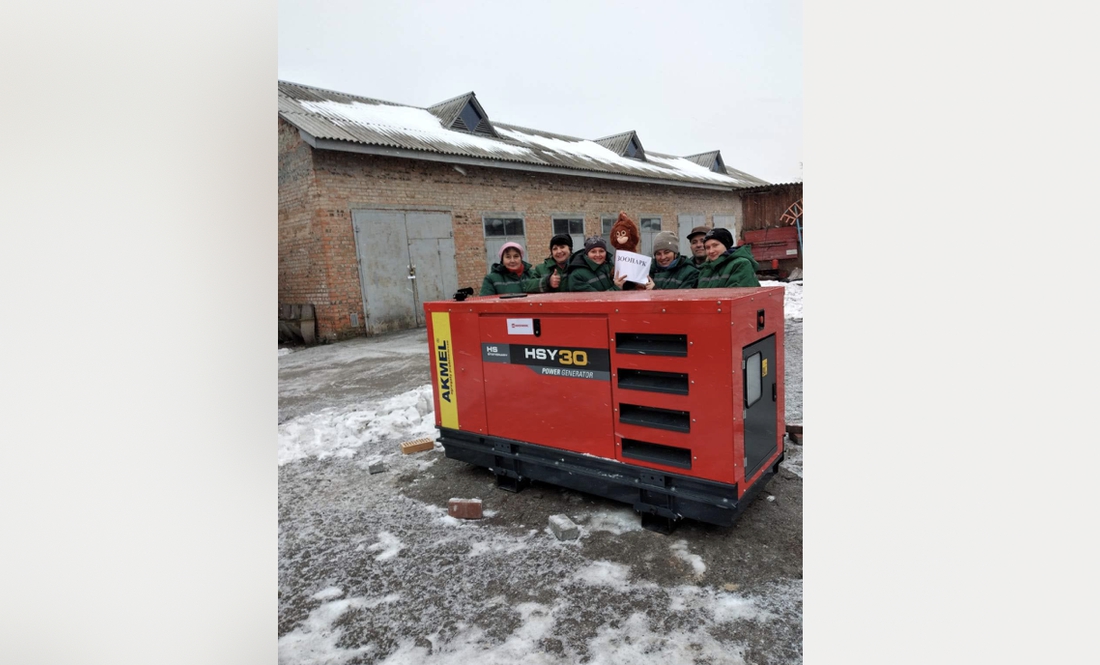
[670, 539, 706, 577]
[583, 508, 644, 534]
[781, 441, 803, 478]
[278, 385, 436, 465]
[759, 279, 802, 320]
[366, 531, 404, 561]
[311, 586, 344, 601]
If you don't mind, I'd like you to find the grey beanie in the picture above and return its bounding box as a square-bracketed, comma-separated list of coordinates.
[583, 236, 608, 254]
[652, 231, 678, 255]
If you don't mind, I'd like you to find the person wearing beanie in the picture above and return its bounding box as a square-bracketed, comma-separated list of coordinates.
[479, 241, 543, 296]
[686, 225, 711, 267]
[696, 228, 761, 288]
[565, 236, 626, 292]
[530, 233, 576, 292]
[648, 230, 699, 290]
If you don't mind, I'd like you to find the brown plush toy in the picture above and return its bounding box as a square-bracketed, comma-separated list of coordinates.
[609, 211, 640, 254]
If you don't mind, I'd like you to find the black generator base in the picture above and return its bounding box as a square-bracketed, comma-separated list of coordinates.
[438, 427, 782, 533]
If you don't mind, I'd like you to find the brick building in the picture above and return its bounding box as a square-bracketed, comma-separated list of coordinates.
[278, 80, 773, 340]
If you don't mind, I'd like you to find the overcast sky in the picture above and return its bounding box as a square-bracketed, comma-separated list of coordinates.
[278, 0, 802, 184]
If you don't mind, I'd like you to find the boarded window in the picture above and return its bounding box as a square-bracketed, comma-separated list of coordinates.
[639, 217, 662, 256]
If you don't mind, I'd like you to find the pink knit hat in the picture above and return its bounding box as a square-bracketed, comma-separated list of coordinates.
[498, 241, 525, 260]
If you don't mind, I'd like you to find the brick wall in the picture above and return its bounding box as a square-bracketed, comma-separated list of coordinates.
[280, 121, 750, 340]
[277, 118, 326, 320]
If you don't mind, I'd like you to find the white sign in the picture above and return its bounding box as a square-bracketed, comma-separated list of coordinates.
[506, 318, 535, 335]
[613, 250, 651, 284]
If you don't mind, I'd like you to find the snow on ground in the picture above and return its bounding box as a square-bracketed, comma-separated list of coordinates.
[760, 279, 802, 321]
[278, 385, 437, 466]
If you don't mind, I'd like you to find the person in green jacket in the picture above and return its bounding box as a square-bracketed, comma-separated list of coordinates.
[686, 225, 711, 268]
[479, 242, 543, 296]
[566, 236, 627, 292]
[696, 228, 761, 288]
[530, 233, 574, 292]
[648, 231, 699, 290]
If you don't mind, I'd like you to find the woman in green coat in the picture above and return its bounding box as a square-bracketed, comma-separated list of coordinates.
[648, 231, 700, 290]
[696, 228, 761, 288]
[530, 233, 574, 292]
[565, 237, 627, 292]
[479, 242, 543, 295]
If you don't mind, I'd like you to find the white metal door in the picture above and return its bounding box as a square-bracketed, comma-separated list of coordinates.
[352, 209, 456, 334]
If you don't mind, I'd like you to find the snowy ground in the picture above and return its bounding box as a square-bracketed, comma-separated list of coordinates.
[279, 282, 803, 664]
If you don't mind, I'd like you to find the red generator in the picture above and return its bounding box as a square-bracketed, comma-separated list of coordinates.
[424, 287, 785, 533]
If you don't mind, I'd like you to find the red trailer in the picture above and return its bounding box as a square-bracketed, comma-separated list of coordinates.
[424, 287, 785, 533]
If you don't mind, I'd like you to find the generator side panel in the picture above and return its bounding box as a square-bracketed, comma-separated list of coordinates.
[731, 288, 786, 495]
[425, 305, 488, 436]
[608, 309, 739, 485]
[478, 312, 614, 458]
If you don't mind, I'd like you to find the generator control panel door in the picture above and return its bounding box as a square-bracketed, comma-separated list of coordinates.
[742, 334, 778, 479]
[477, 314, 614, 459]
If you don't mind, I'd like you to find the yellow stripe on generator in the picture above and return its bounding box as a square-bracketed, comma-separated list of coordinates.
[431, 312, 459, 429]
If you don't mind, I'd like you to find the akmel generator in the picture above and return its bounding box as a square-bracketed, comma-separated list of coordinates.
[424, 287, 785, 533]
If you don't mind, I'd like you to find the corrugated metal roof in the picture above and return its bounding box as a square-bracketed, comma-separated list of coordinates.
[425, 91, 471, 126]
[685, 151, 721, 169]
[278, 80, 771, 189]
[736, 180, 802, 192]
[593, 130, 634, 155]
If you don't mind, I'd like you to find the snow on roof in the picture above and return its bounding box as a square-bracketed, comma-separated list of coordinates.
[278, 81, 770, 189]
[297, 99, 534, 158]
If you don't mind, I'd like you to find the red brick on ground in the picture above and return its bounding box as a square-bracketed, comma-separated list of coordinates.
[448, 498, 483, 520]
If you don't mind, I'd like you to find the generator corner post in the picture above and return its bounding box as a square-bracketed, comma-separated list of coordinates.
[423, 288, 786, 534]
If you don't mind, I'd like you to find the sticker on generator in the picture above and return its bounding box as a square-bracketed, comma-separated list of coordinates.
[505, 318, 535, 335]
[431, 312, 459, 429]
[762, 359, 768, 377]
[481, 343, 611, 381]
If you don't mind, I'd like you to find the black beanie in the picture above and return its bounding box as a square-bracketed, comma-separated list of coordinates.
[703, 227, 734, 250]
[549, 234, 574, 251]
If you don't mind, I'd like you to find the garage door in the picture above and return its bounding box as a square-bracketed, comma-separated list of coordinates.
[352, 210, 457, 334]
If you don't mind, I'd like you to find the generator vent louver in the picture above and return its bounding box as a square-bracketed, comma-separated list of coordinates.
[617, 368, 689, 395]
[619, 403, 691, 433]
[614, 333, 688, 357]
[621, 438, 692, 469]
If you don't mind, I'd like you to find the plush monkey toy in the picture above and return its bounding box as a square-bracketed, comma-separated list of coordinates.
[609, 211, 640, 254]
[608, 211, 653, 290]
